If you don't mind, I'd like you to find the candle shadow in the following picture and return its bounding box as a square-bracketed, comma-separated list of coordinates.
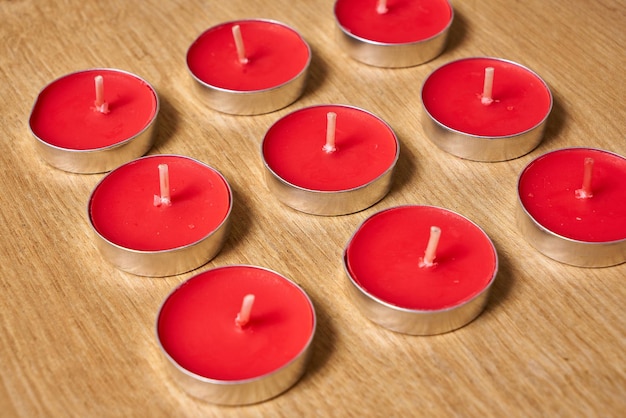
[152, 93, 179, 148]
[540, 91, 566, 146]
[445, 10, 468, 54]
[483, 242, 514, 314]
[387, 136, 416, 198]
[300, 298, 335, 381]
[219, 186, 252, 255]
[300, 44, 328, 100]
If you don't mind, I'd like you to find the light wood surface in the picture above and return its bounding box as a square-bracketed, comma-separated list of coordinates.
[1, 1, 624, 416]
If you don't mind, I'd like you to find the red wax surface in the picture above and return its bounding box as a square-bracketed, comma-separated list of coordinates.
[422, 58, 552, 137]
[89, 155, 231, 251]
[518, 148, 626, 242]
[187, 20, 310, 92]
[29, 69, 158, 150]
[345, 206, 497, 310]
[334, 0, 452, 44]
[262, 105, 398, 192]
[157, 266, 315, 381]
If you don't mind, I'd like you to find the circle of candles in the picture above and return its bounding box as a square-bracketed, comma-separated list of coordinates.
[421, 57, 553, 161]
[261, 104, 399, 216]
[156, 265, 316, 405]
[186, 19, 311, 115]
[333, 0, 453, 68]
[343, 205, 498, 335]
[517, 148, 626, 267]
[88, 155, 232, 277]
[29, 68, 159, 173]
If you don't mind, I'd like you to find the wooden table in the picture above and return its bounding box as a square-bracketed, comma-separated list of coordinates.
[1, 1, 624, 416]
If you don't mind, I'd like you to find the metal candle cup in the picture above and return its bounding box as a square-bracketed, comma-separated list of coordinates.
[421, 57, 553, 161]
[344, 205, 498, 335]
[29, 68, 159, 173]
[516, 148, 626, 267]
[186, 19, 311, 115]
[333, 0, 453, 68]
[155, 265, 316, 405]
[88, 155, 232, 277]
[261, 105, 399, 216]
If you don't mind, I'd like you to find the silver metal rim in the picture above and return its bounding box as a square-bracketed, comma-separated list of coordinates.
[516, 147, 626, 267]
[87, 154, 233, 276]
[343, 205, 498, 335]
[155, 265, 317, 405]
[29, 68, 160, 173]
[261, 104, 400, 215]
[186, 19, 311, 114]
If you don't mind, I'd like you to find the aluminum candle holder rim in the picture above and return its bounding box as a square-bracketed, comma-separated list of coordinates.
[517, 202, 626, 246]
[262, 153, 399, 196]
[87, 154, 233, 254]
[29, 68, 160, 173]
[333, 0, 453, 67]
[516, 147, 626, 267]
[260, 104, 400, 216]
[421, 56, 554, 139]
[155, 264, 317, 405]
[87, 154, 233, 276]
[333, 0, 454, 47]
[343, 204, 499, 335]
[420, 57, 552, 161]
[186, 18, 311, 115]
[186, 19, 312, 95]
[88, 205, 232, 255]
[517, 147, 626, 246]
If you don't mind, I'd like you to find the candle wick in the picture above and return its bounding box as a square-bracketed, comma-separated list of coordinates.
[419, 226, 441, 268]
[376, 0, 388, 14]
[93, 75, 110, 114]
[481, 67, 495, 106]
[232, 24, 249, 65]
[575, 157, 595, 199]
[323, 112, 337, 153]
[235, 294, 256, 328]
[153, 164, 172, 207]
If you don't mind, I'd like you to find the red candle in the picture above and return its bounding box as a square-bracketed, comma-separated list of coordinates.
[334, 0, 453, 44]
[156, 265, 316, 404]
[187, 19, 311, 114]
[88, 155, 232, 276]
[422, 57, 551, 137]
[262, 105, 399, 215]
[517, 148, 626, 267]
[344, 205, 497, 334]
[29, 68, 159, 172]
[333, 0, 453, 67]
[421, 57, 552, 161]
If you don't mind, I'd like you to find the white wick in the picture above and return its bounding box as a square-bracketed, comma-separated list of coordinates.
[235, 294, 256, 328]
[94, 75, 110, 114]
[419, 226, 442, 268]
[376, 0, 388, 14]
[153, 164, 172, 207]
[232, 24, 249, 65]
[575, 157, 595, 199]
[323, 112, 337, 153]
[481, 67, 495, 105]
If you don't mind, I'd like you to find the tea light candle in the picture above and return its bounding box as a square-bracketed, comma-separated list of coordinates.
[517, 148, 626, 267]
[156, 265, 316, 405]
[29, 68, 159, 173]
[88, 155, 232, 276]
[421, 57, 552, 161]
[334, 0, 453, 67]
[187, 19, 311, 115]
[344, 205, 498, 335]
[261, 104, 399, 216]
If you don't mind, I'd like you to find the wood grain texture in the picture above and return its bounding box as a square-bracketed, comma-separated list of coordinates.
[1, 0, 624, 416]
